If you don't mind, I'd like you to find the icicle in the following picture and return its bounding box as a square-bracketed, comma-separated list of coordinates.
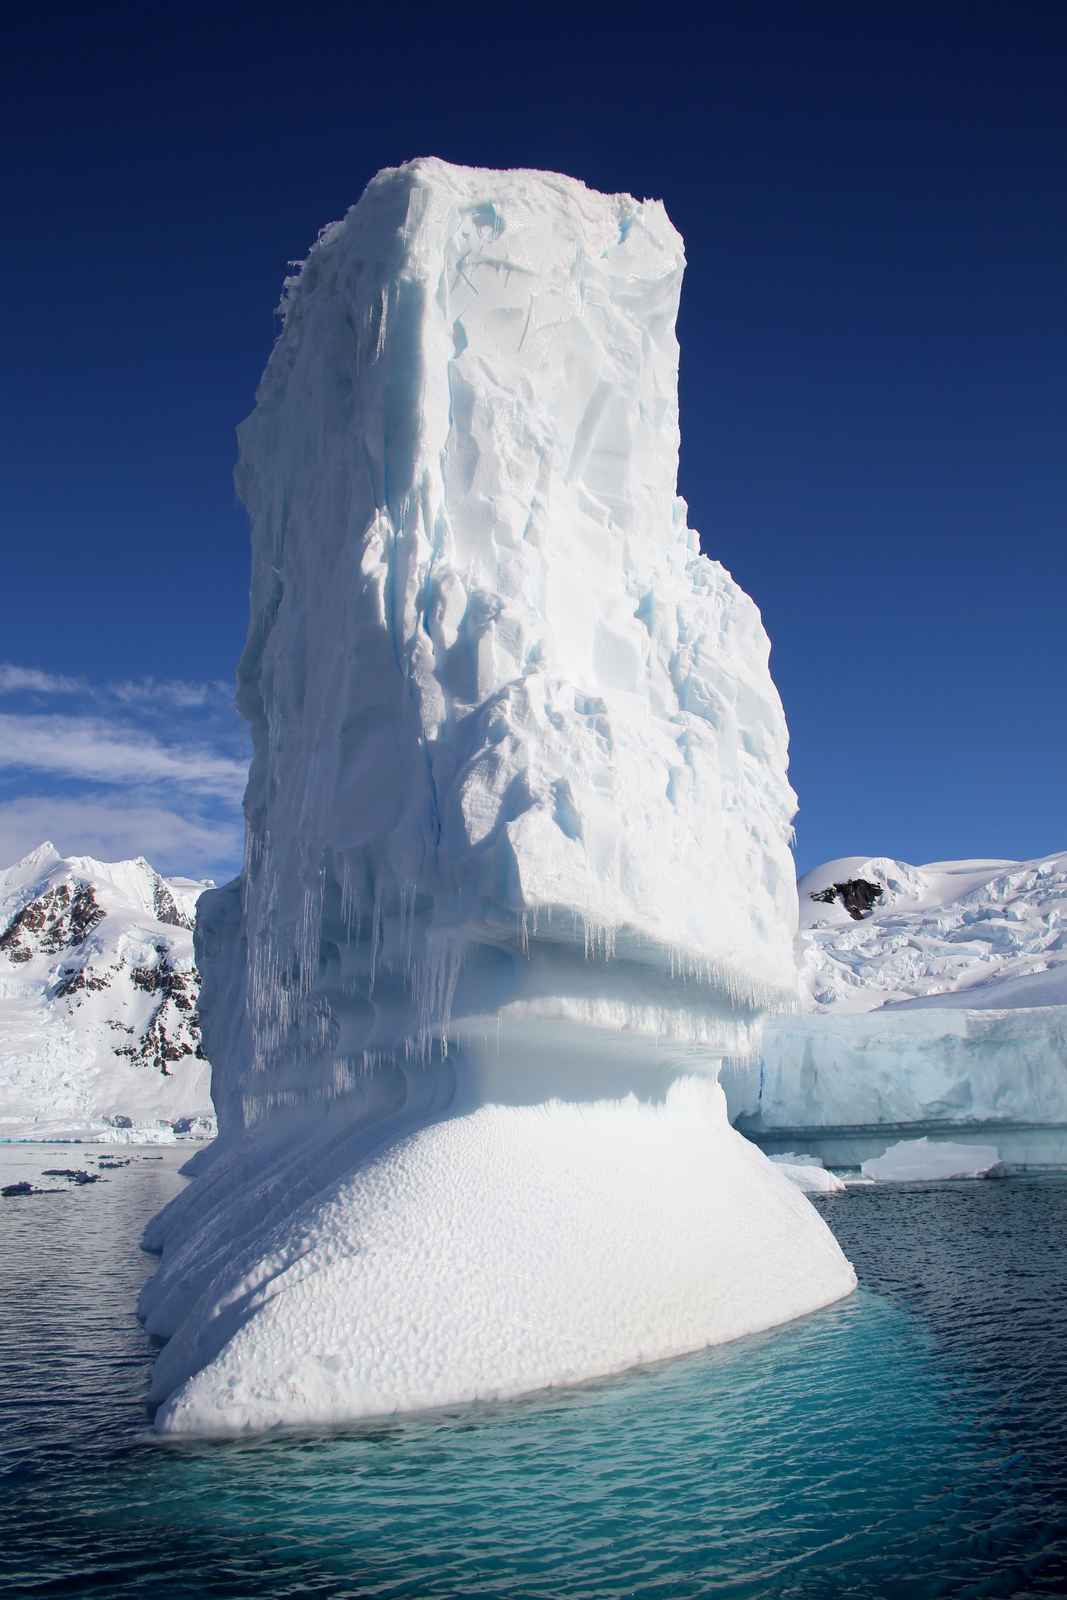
[368, 884, 384, 997]
[410, 932, 466, 1063]
[581, 918, 617, 963]
[339, 855, 358, 941]
[400, 881, 417, 972]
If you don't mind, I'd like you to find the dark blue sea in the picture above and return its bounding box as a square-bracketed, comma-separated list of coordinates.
[2, 1143, 1065, 1598]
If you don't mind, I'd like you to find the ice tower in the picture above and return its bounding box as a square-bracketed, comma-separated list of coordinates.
[139, 159, 854, 1433]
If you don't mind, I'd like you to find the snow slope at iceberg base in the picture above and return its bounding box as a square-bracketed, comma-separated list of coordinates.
[140, 158, 854, 1434]
[142, 1062, 854, 1437]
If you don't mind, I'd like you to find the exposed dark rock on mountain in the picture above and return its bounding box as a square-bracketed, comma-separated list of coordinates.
[153, 881, 193, 929]
[809, 878, 884, 921]
[0, 882, 105, 962]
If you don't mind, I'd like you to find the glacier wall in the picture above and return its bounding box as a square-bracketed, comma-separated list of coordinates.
[140, 160, 854, 1434]
[729, 1006, 1067, 1132]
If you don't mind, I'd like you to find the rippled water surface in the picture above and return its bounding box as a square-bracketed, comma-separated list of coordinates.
[2, 1143, 1066, 1598]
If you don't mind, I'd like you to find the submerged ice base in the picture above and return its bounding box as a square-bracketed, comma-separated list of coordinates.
[140, 159, 854, 1433]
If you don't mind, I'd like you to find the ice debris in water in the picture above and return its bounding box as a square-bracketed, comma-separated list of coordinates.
[139, 158, 855, 1435]
[768, 1153, 846, 1194]
[861, 1137, 1002, 1182]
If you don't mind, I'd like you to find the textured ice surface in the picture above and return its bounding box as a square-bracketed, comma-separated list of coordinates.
[0, 843, 214, 1141]
[734, 1005, 1067, 1131]
[141, 159, 854, 1433]
[729, 852, 1067, 1135]
[860, 1137, 1002, 1182]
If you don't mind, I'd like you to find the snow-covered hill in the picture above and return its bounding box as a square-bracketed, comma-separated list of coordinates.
[0, 842, 216, 1141]
[798, 852, 1067, 1014]
[729, 851, 1067, 1136]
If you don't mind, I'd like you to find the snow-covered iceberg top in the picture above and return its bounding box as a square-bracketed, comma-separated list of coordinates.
[141, 159, 853, 1435]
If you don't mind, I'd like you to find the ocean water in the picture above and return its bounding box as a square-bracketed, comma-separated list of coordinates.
[1, 1144, 1066, 1598]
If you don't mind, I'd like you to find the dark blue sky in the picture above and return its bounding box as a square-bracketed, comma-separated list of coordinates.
[3, 1, 1065, 878]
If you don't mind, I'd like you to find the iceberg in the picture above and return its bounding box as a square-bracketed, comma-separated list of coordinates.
[139, 158, 855, 1434]
[860, 1137, 1002, 1182]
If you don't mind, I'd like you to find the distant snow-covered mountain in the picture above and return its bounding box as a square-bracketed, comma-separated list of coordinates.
[798, 851, 1067, 1014]
[729, 851, 1067, 1136]
[0, 842, 216, 1141]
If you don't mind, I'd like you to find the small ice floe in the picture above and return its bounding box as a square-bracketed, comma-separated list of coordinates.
[860, 1137, 1002, 1182]
[768, 1152, 847, 1194]
[3, 1169, 104, 1197]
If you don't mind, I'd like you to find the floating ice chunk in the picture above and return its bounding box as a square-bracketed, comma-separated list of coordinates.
[860, 1137, 1002, 1182]
[768, 1153, 846, 1194]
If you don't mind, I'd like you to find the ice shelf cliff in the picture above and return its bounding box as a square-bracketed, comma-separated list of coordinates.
[139, 158, 855, 1434]
[728, 851, 1067, 1136]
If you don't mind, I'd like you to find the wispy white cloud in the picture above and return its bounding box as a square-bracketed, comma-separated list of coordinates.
[0, 661, 235, 713]
[0, 664, 247, 878]
[0, 664, 86, 695]
[0, 713, 247, 801]
[109, 676, 234, 710]
[0, 796, 240, 879]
